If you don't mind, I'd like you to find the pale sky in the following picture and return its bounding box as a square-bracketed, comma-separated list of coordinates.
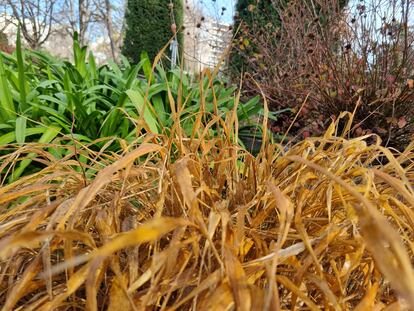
[197, 0, 235, 24]
[199, 0, 413, 25]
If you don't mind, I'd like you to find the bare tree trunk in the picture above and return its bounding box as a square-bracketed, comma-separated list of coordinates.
[104, 0, 116, 59]
[78, 0, 87, 45]
[119, 0, 127, 43]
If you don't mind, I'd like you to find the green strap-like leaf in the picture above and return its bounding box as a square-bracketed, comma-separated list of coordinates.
[15, 116, 27, 144]
[126, 89, 159, 134]
[16, 27, 28, 112]
[0, 127, 46, 145]
[0, 54, 15, 122]
[9, 124, 61, 182]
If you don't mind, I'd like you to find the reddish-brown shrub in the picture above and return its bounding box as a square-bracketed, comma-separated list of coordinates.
[232, 0, 414, 150]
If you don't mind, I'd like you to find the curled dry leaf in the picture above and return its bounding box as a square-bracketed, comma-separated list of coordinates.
[398, 116, 407, 129]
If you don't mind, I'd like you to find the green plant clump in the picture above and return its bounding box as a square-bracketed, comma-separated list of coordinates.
[0, 32, 281, 181]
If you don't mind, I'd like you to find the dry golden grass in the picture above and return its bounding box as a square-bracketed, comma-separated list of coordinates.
[1, 111, 414, 310]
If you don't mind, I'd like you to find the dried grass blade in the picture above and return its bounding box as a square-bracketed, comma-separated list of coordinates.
[224, 246, 251, 311]
[287, 155, 414, 308]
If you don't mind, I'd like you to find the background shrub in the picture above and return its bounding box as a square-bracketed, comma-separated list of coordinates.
[229, 0, 283, 75]
[230, 0, 347, 76]
[230, 0, 414, 150]
[122, 0, 184, 64]
[312, 0, 414, 150]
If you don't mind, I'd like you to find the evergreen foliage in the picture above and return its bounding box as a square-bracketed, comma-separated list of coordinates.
[123, 0, 183, 64]
[229, 0, 284, 74]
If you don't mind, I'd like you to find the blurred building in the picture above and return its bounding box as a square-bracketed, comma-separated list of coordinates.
[183, 5, 232, 73]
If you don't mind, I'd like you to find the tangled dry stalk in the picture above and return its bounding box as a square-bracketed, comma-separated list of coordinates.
[1, 111, 414, 310]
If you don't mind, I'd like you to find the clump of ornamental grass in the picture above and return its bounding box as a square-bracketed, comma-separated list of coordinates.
[0, 108, 414, 310]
